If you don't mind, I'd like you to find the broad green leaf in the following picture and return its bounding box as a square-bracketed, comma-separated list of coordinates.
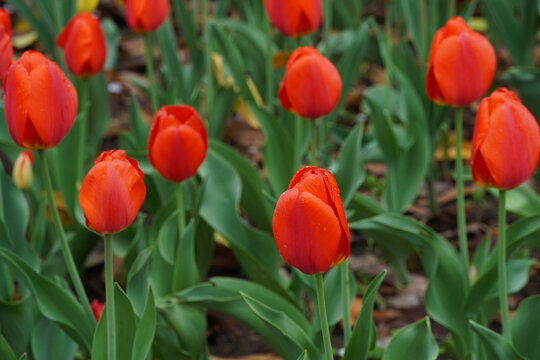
[172, 219, 199, 291]
[295, 350, 308, 360]
[470, 321, 525, 360]
[0, 166, 29, 251]
[335, 122, 366, 207]
[159, 303, 207, 358]
[382, 317, 438, 360]
[0, 332, 18, 360]
[126, 248, 153, 316]
[0, 247, 93, 352]
[511, 295, 540, 360]
[132, 290, 156, 360]
[343, 271, 386, 360]
[241, 293, 319, 359]
[0, 296, 36, 356]
[102, 18, 120, 71]
[31, 317, 77, 360]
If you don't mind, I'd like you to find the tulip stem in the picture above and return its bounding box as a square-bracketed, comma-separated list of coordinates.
[455, 107, 469, 283]
[144, 34, 159, 112]
[38, 150, 95, 325]
[311, 119, 318, 166]
[315, 273, 333, 360]
[202, 0, 214, 126]
[323, 0, 332, 55]
[104, 234, 116, 360]
[341, 261, 351, 343]
[264, 10, 273, 113]
[76, 79, 90, 183]
[497, 190, 511, 341]
[176, 182, 185, 245]
[295, 116, 304, 168]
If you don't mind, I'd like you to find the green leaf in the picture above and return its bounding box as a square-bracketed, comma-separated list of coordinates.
[132, 290, 156, 360]
[0, 166, 29, 251]
[159, 303, 207, 358]
[343, 270, 386, 360]
[470, 321, 525, 360]
[382, 317, 438, 360]
[31, 317, 77, 360]
[295, 350, 308, 360]
[0, 332, 18, 360]
[0, 296, 36, 355]
[102, 18, 120, 71]
[0, 247, 94, 352]
[241, 292, 319, 359]
[127, 248, 153, 316]
[335, 122, 366, 207]
[172, 219, 199, 291]
[511, 295, 540, 360]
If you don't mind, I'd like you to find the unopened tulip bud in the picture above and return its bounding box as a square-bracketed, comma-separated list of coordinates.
[12, 151, 33, 190]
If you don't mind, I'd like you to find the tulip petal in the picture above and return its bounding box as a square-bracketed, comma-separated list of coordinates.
[28, 62, 77, 147]
[433, 32, 495, 106]
[4, 62, 32, 147]
[478, 103, 540, 189]
[273, 188, 341, 274]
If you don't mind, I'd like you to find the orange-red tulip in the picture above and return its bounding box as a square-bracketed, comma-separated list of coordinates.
[426, 16, 496, 107]
[279, 46, 342, 119]
[264, 0, 322, 37]
[3, 51, 78, 149]
[122, 0, 170, 33]
[272, 166, 350, 274]
[471, 88, 540, 190]
[90, 299, 104, 322]
[148, 105, 207, 183]
[57, 12, 107, 77]
[12, 150, 33, 190]
[0, 9, 12, 80]
[79, 150, 146, 234]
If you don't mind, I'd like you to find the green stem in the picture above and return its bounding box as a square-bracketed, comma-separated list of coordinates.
[497, 190, 511, 341]
[295, 116, 304, 169]
[315, 273, 333, 360]
[419, 0, 427, 62]
[427, 165, 439, 215]
[104, 234, 116, 360]
[265, 11, 273, 113]
[455, 107, 469, 284]
[323, 0, 332, 55]
[76, 79, 89, 183]
[442, 119, 450, 177]
[202, 0, 213, 125]
[310, 119, 318, 166]
[144, 34, 159, 112]
[449, 0, 456, 17]
[38, 150, 94, 324]
[176, 183, 185, 241]
[341, 261, 351, 342]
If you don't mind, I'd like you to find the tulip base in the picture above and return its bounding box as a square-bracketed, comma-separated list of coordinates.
[497, 190, 511, 341]
[315, 273, 333, 360]
[38, 150, 94, 324]
[105, 234, 116, 360]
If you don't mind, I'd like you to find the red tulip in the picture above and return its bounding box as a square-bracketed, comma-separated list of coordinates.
[264, 0, 322, 37]
[148, 105, 208, 183]
[272, 166, 350, 274]
[12, 150, 33, 190]
[0, 9, 12, 80]
[3, 51, 78, 149]
[123, 0, 170, 33]
[90, 299, 104, 322]
[79, 150, 146, 234]
[426, 16, 496, 107]
[279, 46, 342, 119]
[56, 12, 107, 77]
[471, 88, 540, 190]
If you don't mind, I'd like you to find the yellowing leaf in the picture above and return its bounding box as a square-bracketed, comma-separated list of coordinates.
[272, 50, 292, 69]
[77, 0, 99, 13]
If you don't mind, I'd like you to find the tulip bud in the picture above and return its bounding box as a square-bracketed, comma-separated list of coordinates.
[79, 150, 146, 234]
[148, 105, 208, 183]
[123, 0, 170, 33]
[471, 88, 540, 190]
[57, 12, 107, 77]
[426, 16, 496, 107]
[263, 0, 322, 38]
[272, 166, 350, 274]
[3, 51, 78, 150]
[279, 47, 342, 119]
[12, 150, 33, 190]
[0, 9, 12, 80]
[90, 299, 104, 322]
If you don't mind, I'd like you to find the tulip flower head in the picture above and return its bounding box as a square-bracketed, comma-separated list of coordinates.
[279, 46, 342, 119]
[90, 299, 104, 322]
[426, 16, 496, 107]
[264, 0, 322, 38]
[272, 166, 350, 274]
[79, 150, 146, 234]
[3, 51, 78, 149]
[0, 9, 12, 80]
[471, 88, 540, 190]
[12, 150, 33, 190]
[57, 12, 107, 77]
[148, 105, 208, 183]
[123, 0, 170, 33]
